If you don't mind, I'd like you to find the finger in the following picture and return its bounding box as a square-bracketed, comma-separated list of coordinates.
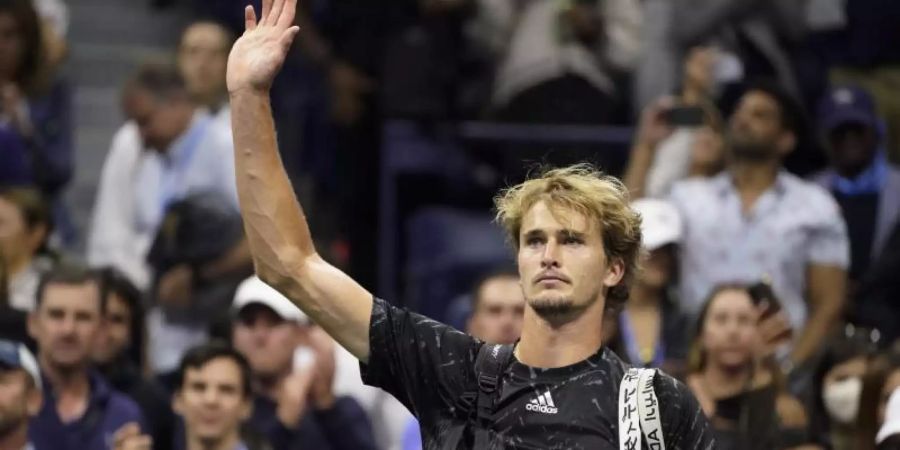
[112, 423, 140, 445]
[245, 5, 257, 30]
[280, 26, 300, 52]
[268, 0, 286, 27]
[260, 0, 273, 25]
[276, 0, 297, 29]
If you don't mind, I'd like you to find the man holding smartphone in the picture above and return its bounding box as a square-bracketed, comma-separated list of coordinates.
[230, 276, 377, 450]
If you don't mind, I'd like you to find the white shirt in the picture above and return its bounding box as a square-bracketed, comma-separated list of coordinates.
[87, 110, 235, 289]
[670, 172, 850, 331]
[473, 0, 641, 106]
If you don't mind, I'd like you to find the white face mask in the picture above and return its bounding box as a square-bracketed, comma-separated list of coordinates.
[823, 377, 863, 425]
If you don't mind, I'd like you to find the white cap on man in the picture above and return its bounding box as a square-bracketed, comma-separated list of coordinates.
[631, 198, 683, 251]
[232, 275, 309, 325]
[0, 340, 41, 391]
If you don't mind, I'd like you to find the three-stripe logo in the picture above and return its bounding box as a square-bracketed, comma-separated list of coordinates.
[525, 391, 558, 414]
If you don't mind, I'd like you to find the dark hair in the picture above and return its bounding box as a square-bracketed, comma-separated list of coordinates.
[743, 79, 807, 138]
[176, 341, 252, 399]
[0, 187, 53, 256]
[879, 434, 900, 450]
[97, 267, 145, 368]
[810, 324, 883, 447]
[471, 266, 519, 311]
[35, 264, 103, 312]
[0, 0, 43, 93]
[127, 62, 188, 102]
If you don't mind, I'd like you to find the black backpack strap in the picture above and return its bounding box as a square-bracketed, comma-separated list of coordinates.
[472, 343, 514, 449]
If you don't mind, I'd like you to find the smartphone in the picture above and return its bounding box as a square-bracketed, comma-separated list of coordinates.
[748, 281, 781, 314]
[666, 106, 705, 127]
[293, 346, 316, 372]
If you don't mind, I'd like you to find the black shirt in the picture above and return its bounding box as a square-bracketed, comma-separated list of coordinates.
[361, 298, 715, 449]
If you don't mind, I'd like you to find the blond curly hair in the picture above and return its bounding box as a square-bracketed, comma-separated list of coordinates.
[494, 164, 643, 309]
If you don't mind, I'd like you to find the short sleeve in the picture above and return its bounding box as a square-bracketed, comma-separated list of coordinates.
[656, 375, 716, 449]
[807, 196, 850, 268]
[360, 298, 481, 423]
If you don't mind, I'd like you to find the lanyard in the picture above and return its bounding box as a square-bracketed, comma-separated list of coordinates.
[619, 311, 665, 368]
[157, 117, 211, 216]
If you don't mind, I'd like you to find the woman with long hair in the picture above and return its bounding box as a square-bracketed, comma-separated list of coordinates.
[686, 283, 815, 449]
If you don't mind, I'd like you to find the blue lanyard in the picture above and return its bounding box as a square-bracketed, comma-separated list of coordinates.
[157, 117, 211, 214]
[619, 310, 665, 368]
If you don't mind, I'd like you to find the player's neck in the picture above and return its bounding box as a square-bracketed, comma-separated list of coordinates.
[515, 299, 605, 368]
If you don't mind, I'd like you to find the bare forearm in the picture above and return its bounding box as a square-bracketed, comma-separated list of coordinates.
[623, 143, 654, 199]
[792, 291, 844, 364]
[230, 89, 372, 361]
[231, 90, 316, 274]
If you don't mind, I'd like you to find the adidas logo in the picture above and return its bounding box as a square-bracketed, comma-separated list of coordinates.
[525, 391, 558, 414]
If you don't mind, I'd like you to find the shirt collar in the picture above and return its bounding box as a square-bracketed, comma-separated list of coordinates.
[831, 151, 889, 196]
[161, 110, 209, 165]
[713, 169, 789, 198]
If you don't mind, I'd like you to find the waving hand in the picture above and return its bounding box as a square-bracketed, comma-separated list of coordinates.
[227, 0, 301, 94]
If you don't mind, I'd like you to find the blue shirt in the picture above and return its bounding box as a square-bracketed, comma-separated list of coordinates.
[29, 371, 147, 450]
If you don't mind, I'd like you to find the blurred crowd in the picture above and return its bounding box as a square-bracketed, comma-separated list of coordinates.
[0, 0, 899, 449]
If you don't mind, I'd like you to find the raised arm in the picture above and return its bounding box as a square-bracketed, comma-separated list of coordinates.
[227, 0, 374, 362]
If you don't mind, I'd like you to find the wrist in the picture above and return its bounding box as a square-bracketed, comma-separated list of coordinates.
[228, 85, 271, 99]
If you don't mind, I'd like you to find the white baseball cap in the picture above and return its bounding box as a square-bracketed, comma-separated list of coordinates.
[0, 340, 41, 391]
[878, 387, 900, 444]
[631, 198, 683, 251]
[232, 276, 309, 324]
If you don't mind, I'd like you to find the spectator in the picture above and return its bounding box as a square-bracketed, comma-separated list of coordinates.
[472, 0, 642, 124]
[811, 85, 900, 339]
[857, 351, 900, 450]
[624, 47, 727, 199]
[670, 82, 850, 366]
[0, 339, 42, 450]
[809, 0, 900, 164]
[91, 267, 176, 450]
[465, 269, 524, 345]
[635, 0, 806, 113]
[26, 265, 146, 450]
[607, 198, 689, 376]
[86, 63, 249, 374]
[0, 0, 72, 199]
[230, 276, 380, 450]
[171, 343, 254, 450]
[87, 62, 237, 290]
[686, 284, 812, 449]
[177, 21, 234, 127]
[30, 0, 68, 76]
[810, 324, 881, 450]
[0, 187, 54, 313]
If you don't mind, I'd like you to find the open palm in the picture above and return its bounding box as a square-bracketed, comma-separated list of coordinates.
[227, 0, 300, 93]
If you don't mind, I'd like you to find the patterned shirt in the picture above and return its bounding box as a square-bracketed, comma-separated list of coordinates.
[669, 171, 850, 330]
[361, 298, 715, 449]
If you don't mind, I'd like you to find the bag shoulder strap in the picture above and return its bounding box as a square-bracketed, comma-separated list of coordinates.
[619, 368, 666, 450]
[472, 343, 514, 449]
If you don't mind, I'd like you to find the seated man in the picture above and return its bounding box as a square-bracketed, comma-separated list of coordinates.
[0, 339, 42, 450]
[230, 276, 380, 450]
[88, 62, 250, 374]
[27, 265, 146, 450]
[465, 269, 525, 345]
[172, 343, 253, 450]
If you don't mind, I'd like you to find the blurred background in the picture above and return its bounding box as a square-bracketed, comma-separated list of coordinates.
[2, 0, 900, 449]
